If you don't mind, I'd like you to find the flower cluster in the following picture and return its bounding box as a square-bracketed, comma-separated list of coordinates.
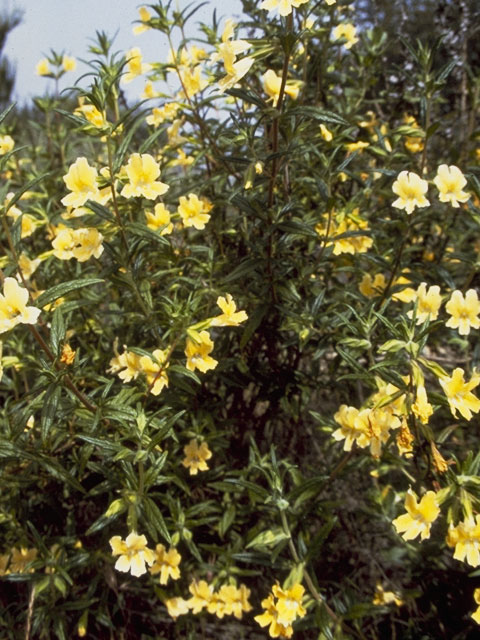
[0, 547, 38, 575]
[315, 209, 372, 255]
[179, 579, 252, 620]
[108, 347, 169, 396]
[447, 515, 480, 568]
[392, 165, 469, 214]
[212, 19, 254, 93]
[52, 227, 104, 262]
[255, 583, 306, 638]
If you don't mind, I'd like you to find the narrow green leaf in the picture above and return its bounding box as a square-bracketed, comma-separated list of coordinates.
[36, 278, 104, 309]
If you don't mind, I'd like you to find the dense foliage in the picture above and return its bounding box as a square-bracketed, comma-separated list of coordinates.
[1, 0, 480, 638]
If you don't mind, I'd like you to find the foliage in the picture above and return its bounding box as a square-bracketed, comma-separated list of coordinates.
[1, 0, 480, 638]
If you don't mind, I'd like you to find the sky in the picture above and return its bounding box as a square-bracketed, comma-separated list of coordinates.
[5, 0, 244, 104]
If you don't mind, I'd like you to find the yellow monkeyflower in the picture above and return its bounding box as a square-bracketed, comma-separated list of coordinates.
[36, 58, 50, 76]
[445, 289, 480, 335]
[319, 124, 333, 141]
[355, 407, 401, 458]
[18, 253, 41, 280]
[145, 203, 173, 235]
[185, 330, 218, 373]
[177, 193, 212, 230]
[9, 547, 37, 573]
[62, 55, 76, 72]
[52, 227, 103, 262]
[359, 273, 386, 298]
[149, 544, 181, 584]
[133, 6, 152, 35]
[372, 583, 403, 607]
[472, 589, 480, 625]
[262, 70, 299, 105]
[392, 170, 430, 214]
[260, 0, 309, 17]
[121, 153, 169, 200]
[433, 164, 469, 208]
[411, 385, 433, 424]
[212, 20, 254, 93]
[407, 282, 442, 324]
[122, 47, 152, 83]
[187, 579, 215, 613]
[392, 488, 440, 541]
[216, 584, 252, 619]
[108, 348, 142, 383]
[332, 405, 367, 451]
[345, 140, 369, 154]
[165, 597, 189, 619]
[316, 211, 373, 255]
[182, 438, 212, 475]
[146, 102, 180, 127]
[272, 583, 306, 627]
[447, 515, 480, 567]
[211, 294, 248, 327]
[109, 532, 155, 577]
[333, 23, 359, 49]
[61, 157, 100, 208]
[74, 98, 107, 128]
[0, 135, 14, 155]
[0, 277, 41, 334]
[139, 349, 169, 396]
[403, 115, 424, 153]
[439, 367, 480, 421]
[177, 65, 208, 100]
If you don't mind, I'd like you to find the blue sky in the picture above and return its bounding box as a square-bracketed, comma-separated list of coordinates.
[5, 0, 244, 103]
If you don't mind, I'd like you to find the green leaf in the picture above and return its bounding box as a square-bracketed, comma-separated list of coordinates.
[246, 526, 290, 549]
[144, 497, 171, 543]
[50, 306, 65, 355]
[36, 278, 104, 309]
[41, 384, 62, 443]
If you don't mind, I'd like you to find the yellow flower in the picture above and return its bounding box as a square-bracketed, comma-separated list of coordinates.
[122, 47, 152, 83]
[187, 579, 215, 613]
[392, 488, 440, 541]
[433, 164, 469, 208]
[149, 544, 181, 584]
[411, 385, 433, 424]
[319, 124, 333, 141]
[407, 282, 442, 324]
[182, 438, 212, 475]
[316, 211, 373, 255]
[391, 273, 417, 303]
[36, 58, 50, 76]
[18, 253, 41, 280]
[272, 583, 306, 627]
[447, 516, 480, 567]
[121, 153, 169, 200]
[332, 405, 366, 451]
[145, 203, 173, 235]
[216, 584, 252, 619]
[108, 349, 143, 383]
[165, 597, 189, 619]
[141, 80, 160, 99]
[359, 273, 386, 298]
[52, 227, 103, 262]
[185, 330, 218, 373]
[177, 65, 208, 100]
[171, 149, 194, 168]
[372, 583, 403, 607]
[345, 140, 369, 154]
[133, 6, 152, 35]
[9, 547, 37, 573]
[60, 344, 76, 365]
[333, 23, 359, 49]
[403, 115, 424, 153]
[213, 19, 254, 93]
[61, 158, 100, 208]
[445, 289, 480, 335]
[139, 349, 169, 396]
[0, 277, 41, 334]
[177, 193, 212, 230]
[262, 70, 299, 105]
[0, 134, 14, 155]
[439, 367, 480, 421]
[109, 532, 155, 577]
[211, 294, 248, 327]
[62, 55, 76, 72]
[392, 171, 430, 214]
[74, 99, 107, 128]
[260, 0, 309, 17]
[146, 102, 180, 127]
[355, 407, 401, 458]
[472, 588, 480, 625]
